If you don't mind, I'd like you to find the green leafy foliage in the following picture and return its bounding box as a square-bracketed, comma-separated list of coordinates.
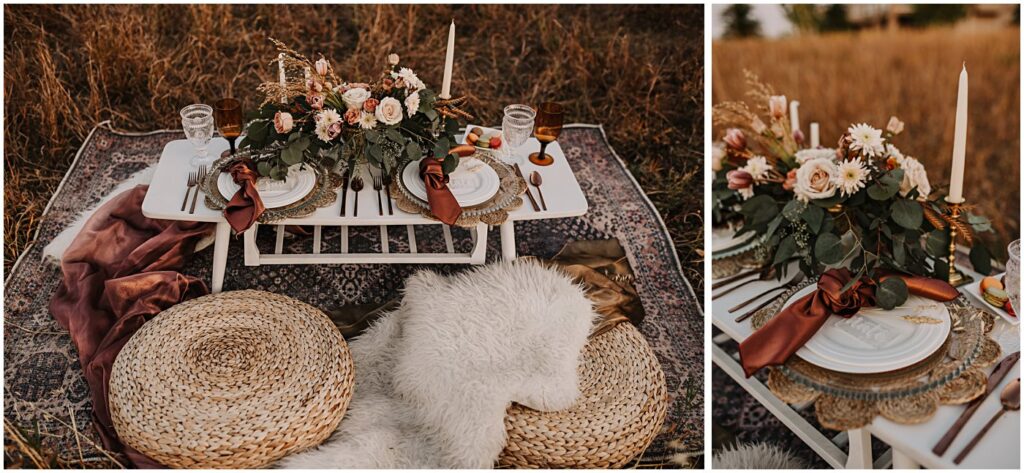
[876, 277, 908, 309]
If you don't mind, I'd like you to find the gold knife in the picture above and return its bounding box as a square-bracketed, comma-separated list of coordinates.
[513, 163, 541, 211]
[933, 351, 1020, 456]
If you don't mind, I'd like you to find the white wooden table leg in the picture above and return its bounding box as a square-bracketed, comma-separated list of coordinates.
[500, 221, 516, 261]
[210, 221, 231, 293]
[407, 225, 417, 253]
[892, 449, 919, 469]
[243, 223, 260, 266]
[442, 225, 455, 253]
[313, 225, 322, 254]
[274, 225, 285, 254]
[470, 223, 487, 264]
[846, 428, 873, 469]
[380, 225, 389, 254]
[341, 226, 349, 254]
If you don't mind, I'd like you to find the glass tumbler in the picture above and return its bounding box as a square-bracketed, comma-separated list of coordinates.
[180, 104, 215, 167]
[501, 104, 536, 164]
[1006, 239, 1020, 313]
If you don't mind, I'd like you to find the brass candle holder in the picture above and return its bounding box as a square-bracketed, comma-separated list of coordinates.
[944, 197, 974, 287]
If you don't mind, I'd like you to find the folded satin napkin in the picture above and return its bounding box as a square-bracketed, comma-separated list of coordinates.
[224, 158, 266, 233]
[738, 268, 959, 377]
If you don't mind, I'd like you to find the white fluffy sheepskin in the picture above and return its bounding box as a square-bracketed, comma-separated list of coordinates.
[277, 261, 597, 469]
[43, 164, 213, 262]
[713, 442, 807, 469]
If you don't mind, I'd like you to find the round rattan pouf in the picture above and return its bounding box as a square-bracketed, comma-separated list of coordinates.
[108, 290, 354, 468]
[499, 322, 668, 468]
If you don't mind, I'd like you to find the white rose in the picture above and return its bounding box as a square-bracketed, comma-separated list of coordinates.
[375, 97, 404, 125]
[342, 87, 371, 111]
[794, 158, 838, 202]
[899, 157, 931, 201]
[711, 143, 725, 172]
[795, 148, 837, 164]
[404, 92, 421, 117]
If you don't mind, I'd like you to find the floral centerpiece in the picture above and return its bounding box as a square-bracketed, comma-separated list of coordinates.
[713, 73, 994, 309]
[240, 40, 464, 181]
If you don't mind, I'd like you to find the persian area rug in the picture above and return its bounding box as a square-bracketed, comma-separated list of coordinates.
[4, 122, 701, 467]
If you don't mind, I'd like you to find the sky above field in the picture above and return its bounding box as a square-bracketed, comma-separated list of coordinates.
[712, 4, 793, 38]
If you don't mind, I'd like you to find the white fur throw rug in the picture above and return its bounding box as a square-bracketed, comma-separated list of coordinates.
[277, 261, 597, 469]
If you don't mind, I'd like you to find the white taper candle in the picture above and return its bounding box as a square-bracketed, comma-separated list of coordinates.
[948, 64, 968, 203]
[278, 53, 287, 104]
[789, 100, 800, 133]
[810, 122, 820, 148]
[440, 20, 455, 99]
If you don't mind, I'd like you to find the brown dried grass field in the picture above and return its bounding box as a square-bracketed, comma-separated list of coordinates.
[713, 27, 1020, 253]
[3, 4, 705, 289]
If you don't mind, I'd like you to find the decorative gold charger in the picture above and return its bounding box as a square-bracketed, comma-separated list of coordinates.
[392, 152, 526, 227]
[753, 279, 1000, 431]
[712, 247, 767, 279]
[108, 290, 354, 468]
[201, 150, 343, 223]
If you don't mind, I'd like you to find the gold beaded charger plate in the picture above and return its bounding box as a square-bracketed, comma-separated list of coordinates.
[499, 323, 668, 469]
[201, 151, 343, 223]
[392, 152, 526, 228]
[751, 278, 1000, 430]
[108, 290, 355, 468]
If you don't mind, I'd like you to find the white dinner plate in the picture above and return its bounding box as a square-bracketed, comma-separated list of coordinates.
[401, 157, 500, 207]
[712, 226, 758, 259]
[781, 284, 952, 373]
[963, 272, 1019, 326]
[217, 165, 317, 209]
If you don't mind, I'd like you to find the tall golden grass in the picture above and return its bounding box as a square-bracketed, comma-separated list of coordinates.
[3, 4, 704, 287]
[713, 27, 1020, 252]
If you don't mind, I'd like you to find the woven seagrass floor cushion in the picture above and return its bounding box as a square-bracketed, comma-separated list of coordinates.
[499, 322, 668, 468]
[108, 290, 354, 468]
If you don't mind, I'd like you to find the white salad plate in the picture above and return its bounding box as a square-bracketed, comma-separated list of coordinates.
[783, 284, 952, 374]
[963, 272, 1019, 326]
[217, 165, 317, 209]
[401, 157, 500, 207]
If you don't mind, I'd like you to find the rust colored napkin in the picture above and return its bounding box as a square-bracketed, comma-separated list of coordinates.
[738, 268, 960, 377]
[49, 185, 212, 468]
[224, 158, 265, 233]
[419, 157, 462, 225]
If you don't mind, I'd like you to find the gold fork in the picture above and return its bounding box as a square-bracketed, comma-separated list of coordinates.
[371, 171, 384, 216]
[189, 166, 208, 214]
[181, 170, 197, 211]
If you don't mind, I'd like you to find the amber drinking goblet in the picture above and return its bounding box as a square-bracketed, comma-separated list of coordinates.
[529, 102, 564, 166]
[214, 98, 243, 156]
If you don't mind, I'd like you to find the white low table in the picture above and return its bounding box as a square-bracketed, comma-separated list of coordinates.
[141, 132, 587, 292]
[711, 257, 1020, 469]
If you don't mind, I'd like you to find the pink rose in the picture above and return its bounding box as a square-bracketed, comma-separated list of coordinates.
[344, 108, 360, 125]
[886, 116, 904, 135]
[783, 169, 798, 191]
[768, 95, 787, 119]
[726, 170, 753, 190]
[387, 53, 400, 66]
[308, 93, 324, 110]
[362, 97, 379, 113]
[327, 121, 342, 140]
[382, 78, 394, 93]
[723, 128, 746, 150]
[273, 111, 294, 134]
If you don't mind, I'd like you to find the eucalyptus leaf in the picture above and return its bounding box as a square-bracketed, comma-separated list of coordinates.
[774, 235, 798, 265]
[782, 200, 804, 223]
[257, 161, 272, 177]
[891, 198, 923, 229]
[814, 233, 843, 265]
[441, 154, 459, 174]
[925, 230, 950, 258]
[867, 170, 903, 200]
[802, 204, 825, 233]
[970, 244, 992, 275]
[876, 277, 908, 310]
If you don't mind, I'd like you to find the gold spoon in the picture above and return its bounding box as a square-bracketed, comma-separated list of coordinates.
[350, 176, 364, 218]
[954, 378, 1020, 464]
[529, 171, 547, 211]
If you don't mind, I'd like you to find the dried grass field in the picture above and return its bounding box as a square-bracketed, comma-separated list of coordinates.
[713, 27, 1020, 254]
[3, 4, 705, 289]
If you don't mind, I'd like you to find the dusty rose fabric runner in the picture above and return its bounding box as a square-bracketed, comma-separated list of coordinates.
[738, 268, 960, 377]
[224, 158, 265, 233]
[49, 186, 212, 467]
[419, 157, 462, 225]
